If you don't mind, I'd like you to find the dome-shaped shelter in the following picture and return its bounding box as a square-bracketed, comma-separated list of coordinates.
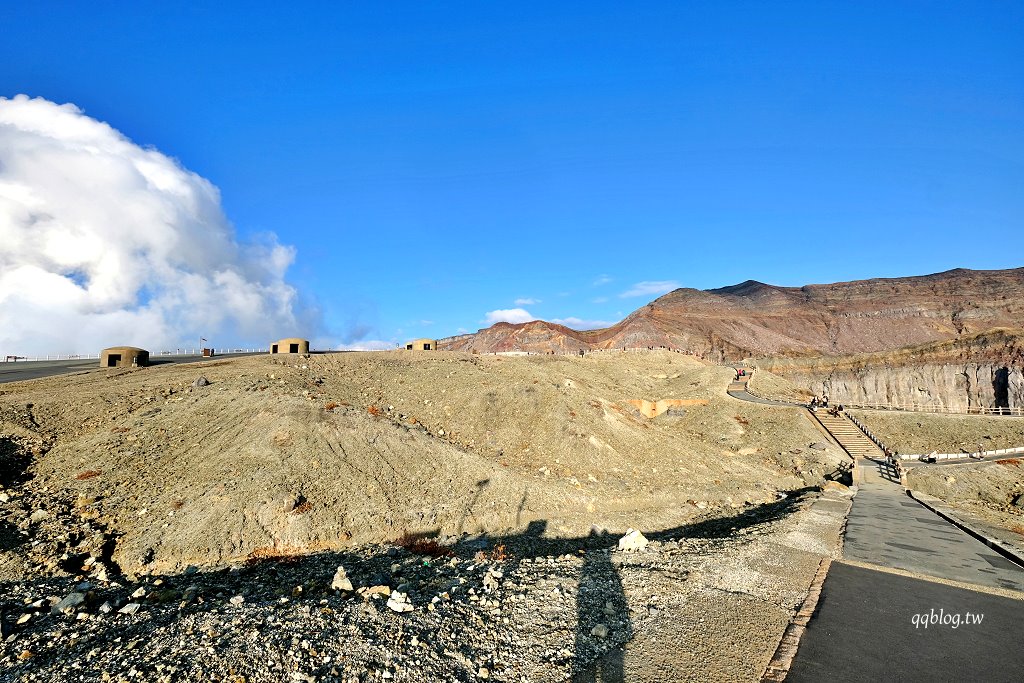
[100, 346, 149, 368]
[270, 338, 310, 355]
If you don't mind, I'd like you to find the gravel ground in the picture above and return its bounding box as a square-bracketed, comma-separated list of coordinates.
[0, 487, 849, 682]
[743, 370, 812, 404]
[0, 351, 845, 575]
[0, 350, 853, 681]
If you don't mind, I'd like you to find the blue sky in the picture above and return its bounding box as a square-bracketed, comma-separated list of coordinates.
[2, 2, 1022, 349]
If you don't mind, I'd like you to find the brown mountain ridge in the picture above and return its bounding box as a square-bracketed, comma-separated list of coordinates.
[438, 267, 1024, 360]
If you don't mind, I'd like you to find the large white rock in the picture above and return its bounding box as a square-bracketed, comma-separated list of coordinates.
[387, 590, 414, 613]
[617, 528, 649, 552]
[331, 565, 353, 592]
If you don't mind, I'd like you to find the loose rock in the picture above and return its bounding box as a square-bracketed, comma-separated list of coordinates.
[331, 565, 354, 592]
[51, 592, 85, 614]
[618, 529, 648, 552]
[386, 591, 414, 613]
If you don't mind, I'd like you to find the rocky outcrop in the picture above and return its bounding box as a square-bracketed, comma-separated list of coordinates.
[763, 329, 1024, 411]
[794, 363, 1024, 412]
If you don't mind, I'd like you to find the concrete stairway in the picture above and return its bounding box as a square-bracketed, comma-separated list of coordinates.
[812, 411, 883, 459]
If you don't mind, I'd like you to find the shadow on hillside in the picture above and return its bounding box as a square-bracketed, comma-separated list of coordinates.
[0, 436, 33, 490]
[0, 487, 818, 680]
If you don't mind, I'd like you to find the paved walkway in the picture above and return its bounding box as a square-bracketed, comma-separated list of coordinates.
[785, 458, 1024, 680]
[786, 562, 1024, 682]
[722, 371, 1024, 679]
[0, 359, 98, 383]
[902, 452, 1023, 467]
[726, 376, 798, 407]
[845, 459, 1024, 592]
[0, 353, 261, 384]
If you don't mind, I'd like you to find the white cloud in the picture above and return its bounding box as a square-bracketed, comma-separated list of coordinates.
[619, 280, 681, 298]
[593, 275, 613, 286]
[419, 320, 434, 326]
[550, 317, 614, 330]
[484, 308, 535, 325]
[0, 95, 316, 354]
[336, 340, 396, 351]
[591, 296, 609, 304]
[514, 297, 540, 306]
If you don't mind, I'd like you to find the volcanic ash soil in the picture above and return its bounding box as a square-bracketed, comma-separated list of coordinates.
[0, 350, 852, 681]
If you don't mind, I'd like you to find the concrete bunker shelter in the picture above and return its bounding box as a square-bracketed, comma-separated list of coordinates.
[270, 338, 310, 354]
[405, 338, 436, 351]
[100, 346, 149, 368]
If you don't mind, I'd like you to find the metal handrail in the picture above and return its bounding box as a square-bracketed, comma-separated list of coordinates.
[841, 401, 1023, 416]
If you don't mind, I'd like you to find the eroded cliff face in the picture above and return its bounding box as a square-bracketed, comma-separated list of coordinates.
[786, 363, 1024, 411]
[763, 329, 1024, 411]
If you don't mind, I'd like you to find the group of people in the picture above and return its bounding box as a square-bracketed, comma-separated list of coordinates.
[883, 447, 903, 476]
[808, 394, 846, 415]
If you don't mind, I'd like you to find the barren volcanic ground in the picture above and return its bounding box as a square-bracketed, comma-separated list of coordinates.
[0, 351, 853, 681]
[847, 410, 1024, 456]
[905, 460, 1024, 546]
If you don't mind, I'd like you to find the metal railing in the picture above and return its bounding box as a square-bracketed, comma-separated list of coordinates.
[898, 445, 1024, 463]
[3, 353, 100, 362]
[847, 413, 892, 453]
[849, 412, 1024, 463]
[736, 386, 1024, 417]
[840, 401, 1024, 416]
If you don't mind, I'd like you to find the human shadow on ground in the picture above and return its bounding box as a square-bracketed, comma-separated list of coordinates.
[864, 456, 902, 484]
[0, 487, 818, 681]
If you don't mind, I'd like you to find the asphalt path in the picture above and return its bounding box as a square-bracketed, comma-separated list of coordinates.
[725, 379, 1023, 467]
[845, 460, 1024, 591]
[0, 359, 99, 384]
[786, 458, 1024, 681]
[786, 561, 1024, 683]
[0, 353, 261, 384]
[726, 380, 798, 407]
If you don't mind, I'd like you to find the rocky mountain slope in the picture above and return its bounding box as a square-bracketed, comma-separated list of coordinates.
[440, 268, 1024, 360]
